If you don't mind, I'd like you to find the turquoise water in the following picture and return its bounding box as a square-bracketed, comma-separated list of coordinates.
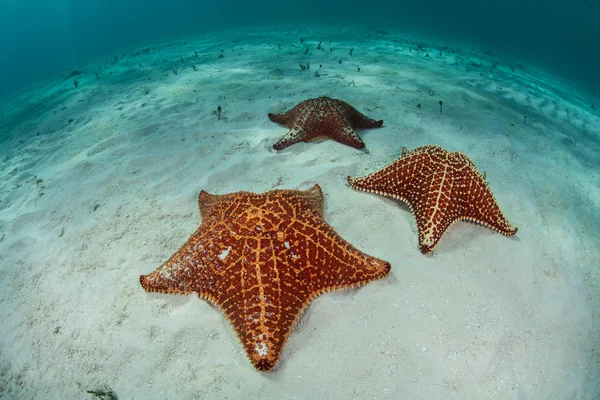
[0, 2, 599, 399]
[0, 1, 598, 103]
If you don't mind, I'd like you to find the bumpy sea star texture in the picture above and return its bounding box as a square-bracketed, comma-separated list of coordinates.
[140, 184, 390, 371]
[348, 145, 518, 254]
[268, 96, 383, 150]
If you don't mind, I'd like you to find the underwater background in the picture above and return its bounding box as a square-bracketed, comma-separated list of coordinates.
[0, 0, 599, 399]
[1, 0, 599, 102]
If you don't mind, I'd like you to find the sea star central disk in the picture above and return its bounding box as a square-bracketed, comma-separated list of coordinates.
[140, 184, 390, 371]
[268, 96, 383, 150]
[348, 145, 517, 254]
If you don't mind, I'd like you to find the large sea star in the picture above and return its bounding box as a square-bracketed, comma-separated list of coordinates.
[347, 145, 518, 254]
[140, 184, 390, 371]
[268, 96, 383, 150]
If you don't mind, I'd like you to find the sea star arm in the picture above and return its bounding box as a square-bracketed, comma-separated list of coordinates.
[330, 125, 367, 149]
[268, 110, 295, 125]
[221, 251, 310, 371]
[272, 126, 306, 150]
[346, 149, 430, 205]
[459, 170, 518, 236]
[347, 147, 460, 253]
[222, 212, 390, 371]
[227, 185, 389, 370]
[139, 227, 220, 296]
[283, 214, 391, 293]
[141, 189, 246, 297]
[139, 230, 295, 371]
[341, 101, 384, 129]
[275, 184, 390, 291]
[412, 167, 457, 254]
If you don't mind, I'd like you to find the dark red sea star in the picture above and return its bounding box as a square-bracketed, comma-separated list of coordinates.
[268, 96, 383, 150]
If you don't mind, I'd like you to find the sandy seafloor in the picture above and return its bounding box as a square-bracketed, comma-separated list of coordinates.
[0, 25, 599, 399]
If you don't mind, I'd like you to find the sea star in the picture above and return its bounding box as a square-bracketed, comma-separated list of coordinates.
[347, 145, 518, 254]
[140, 184, 390, 371]
[268, 96, 383, 150]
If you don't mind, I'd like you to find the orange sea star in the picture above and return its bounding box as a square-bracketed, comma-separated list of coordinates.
[140, 184, 390, 370]
[348, 145, 518, 254]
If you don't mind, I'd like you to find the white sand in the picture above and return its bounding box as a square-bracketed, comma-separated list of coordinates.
[0, 25, 598, 399]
